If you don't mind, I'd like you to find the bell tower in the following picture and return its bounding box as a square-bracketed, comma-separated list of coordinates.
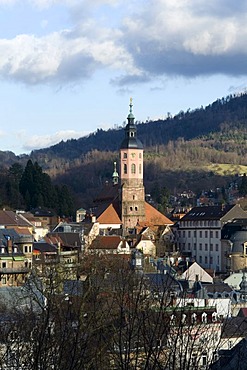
[120, 98, 145, 232]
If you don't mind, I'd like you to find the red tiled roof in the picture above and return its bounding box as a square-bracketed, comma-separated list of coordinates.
[12, 227, 32, 236]
[90, 235, 123, 250]
[97, 202, 122, 224]
[143, 202, 173, 226]
[0, 210, 31, 227]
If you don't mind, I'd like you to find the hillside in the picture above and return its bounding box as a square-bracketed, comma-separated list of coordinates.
[1, 93, 247, 209]
[30, 93, 247, 162]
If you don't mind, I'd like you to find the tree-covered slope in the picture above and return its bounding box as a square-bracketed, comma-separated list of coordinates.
[30, 93, 247, 163]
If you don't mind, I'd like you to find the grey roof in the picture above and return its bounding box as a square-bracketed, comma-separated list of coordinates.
[203, 282, 233, 294]
[145, 273, 183, 294]
[210, 338, 247, 370]
[221, 317, 247, 338]
[33, 242, 57, 253]
[230, 230, 247, 253]
[120, 122, 143, 149]
[181, 205, 235, 221]
[0, 283, 45, 312]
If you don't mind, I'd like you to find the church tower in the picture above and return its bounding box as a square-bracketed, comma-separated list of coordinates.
[120, 98, 146, 232]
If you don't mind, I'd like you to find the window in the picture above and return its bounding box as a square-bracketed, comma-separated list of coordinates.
[191, 313, 197, 323]
[215, 244, 218, 251]
[124, 164, 127, 174]
[205, 256, 208, 264]
[139, 153, 142, 158]
[131, 164, 136, 174]
[139, 164, 141, 174]
[1, 277, 6, 284]
[29, 246, 32, 253]
[183, 231, 185, 238]
[199, 230, 202, 238]
[199, 243, 202, 250]
[135, 207, 138, 211]
[210, 230, 213, 238]
[194, 243, 196, 250]
[205, 230, 208, 238]
[188, 230, 191, 238]
[205, 243, 208, 251]
[133, 195, 135, 200]
[123, 152, 127, 158]
[216, 231, 219, 238]
[202, 355, 207, 366]
[210, 256, 213, 265]
[24, 245, 28, 253]
[188, 243, 191, 250]
[130, 207, 133, 211]
[212, 312, 217, 322]
[2, 262, 6, 268]
[199, 256, 202, 263]
[202, 312, 207, 323]
[194, 230, 196, 238]
[210, 244, 213, 251]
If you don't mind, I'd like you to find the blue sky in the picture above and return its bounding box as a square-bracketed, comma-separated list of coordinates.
[0, 0, 247, 154]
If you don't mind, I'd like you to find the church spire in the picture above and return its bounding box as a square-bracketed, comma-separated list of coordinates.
[128, 97, 134, 120]
[112, 161, 119, 185]
[120, 98, 143, 150]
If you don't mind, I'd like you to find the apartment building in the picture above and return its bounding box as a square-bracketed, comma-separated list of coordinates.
[175, 205, 247, 272]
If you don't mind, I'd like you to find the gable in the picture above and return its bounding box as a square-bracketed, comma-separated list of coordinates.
[144, 202, 173, 226]
[97, 202, 122, 225]
[181, 262, 213, 283]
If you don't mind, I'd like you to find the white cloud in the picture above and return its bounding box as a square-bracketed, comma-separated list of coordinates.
[119, 0, 247, 79]
[22, 130, 89, 151]
[0, 0, 247, 86]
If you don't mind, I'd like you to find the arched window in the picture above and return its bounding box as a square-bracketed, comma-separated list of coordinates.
[124, 164, 127, 174]
[212, 312, 217, 322]
[131, 164, 136, 174]
[191, 313, 197, 324]
[202, 312, 207, 323]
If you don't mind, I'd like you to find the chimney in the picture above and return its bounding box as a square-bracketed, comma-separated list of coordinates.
[91, 215, 96, 223]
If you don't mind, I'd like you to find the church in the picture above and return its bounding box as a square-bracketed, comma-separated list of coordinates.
[89, 99, 173, 239]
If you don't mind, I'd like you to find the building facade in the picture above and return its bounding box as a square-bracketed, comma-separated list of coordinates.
[175, 205, 247, 272]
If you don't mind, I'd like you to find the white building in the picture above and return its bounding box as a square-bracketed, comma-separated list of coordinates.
[175, 205, 247, 272]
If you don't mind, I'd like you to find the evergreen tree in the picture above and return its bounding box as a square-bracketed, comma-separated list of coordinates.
[19, 159, 74, 216]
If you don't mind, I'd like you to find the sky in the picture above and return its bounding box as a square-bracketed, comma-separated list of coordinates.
[1, 0, 247, 155]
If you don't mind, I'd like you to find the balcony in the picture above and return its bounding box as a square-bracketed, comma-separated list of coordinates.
[0, 267, 29, 274]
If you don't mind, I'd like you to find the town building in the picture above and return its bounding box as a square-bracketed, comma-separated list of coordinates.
[175, 205, 247, 272]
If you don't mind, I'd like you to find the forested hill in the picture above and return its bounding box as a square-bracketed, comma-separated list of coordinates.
[1, 93, 247, 211]
[31, 93, 247, 162]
